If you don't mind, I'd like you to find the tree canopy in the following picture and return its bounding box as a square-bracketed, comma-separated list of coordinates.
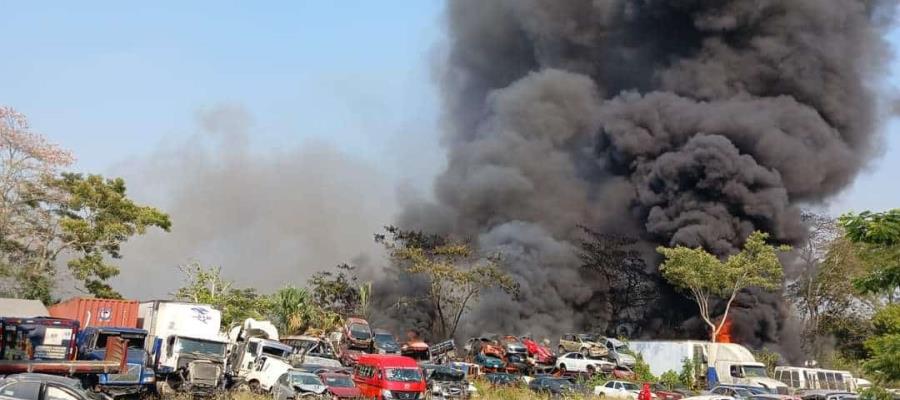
[658, 230, 787, 341]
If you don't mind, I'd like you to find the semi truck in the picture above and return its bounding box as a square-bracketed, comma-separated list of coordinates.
[226, 318, 294, 391]
[629, 340, 788, 394]
[49, 298, 156, 397]
[138, 301, 229, 396]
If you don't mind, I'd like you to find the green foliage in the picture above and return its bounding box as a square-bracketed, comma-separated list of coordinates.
[172, 262, 270, 327]
[862, 305, 900, 384]
[377, 226, 519, 339]
[633, 354, 657, 383]
[658, 231, 787, 340]
[659, 370, 680, 389]
[51, 173, 171, 298]
[751, 349, 780, 377]
[679, 357, 700, 389]
[859, 386, 896, 400]
[839, 210, 900, 300]
[268, 286, 341, 335]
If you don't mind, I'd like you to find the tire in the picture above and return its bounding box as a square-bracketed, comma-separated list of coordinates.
[587, 365, 596, 378]
[248, 380, 261, 394]
[598, 393, 606, 399]
[559, 364, 567, 374]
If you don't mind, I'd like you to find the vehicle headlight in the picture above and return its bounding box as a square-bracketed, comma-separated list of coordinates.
[382, 389, 394, 399]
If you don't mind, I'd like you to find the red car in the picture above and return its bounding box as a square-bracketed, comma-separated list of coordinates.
[521, 337, 557, 365]
[319, 372, 361, 398]
[652, 384, 685, 400]
[613, 366, 637, 380]
[353, 354, 426, 400]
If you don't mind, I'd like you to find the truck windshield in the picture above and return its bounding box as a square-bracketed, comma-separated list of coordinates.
[743, 365, 769, 378]
[97, 333, 145, 350]
[386, 368, 423, 382]
[175, 337, 226, 357]
[262, 345, 291, 359]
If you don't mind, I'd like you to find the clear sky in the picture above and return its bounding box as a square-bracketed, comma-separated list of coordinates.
[1, 1, 897, 214]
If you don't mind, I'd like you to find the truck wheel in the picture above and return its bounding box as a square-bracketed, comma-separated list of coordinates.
[155, 381, 174, 397]
[249, 380, 261, 393]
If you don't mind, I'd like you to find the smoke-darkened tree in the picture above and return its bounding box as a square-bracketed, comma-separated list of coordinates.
[376, 226, 519, 340]
[308, 263, 362, 317]
[578, 226, 660, 336]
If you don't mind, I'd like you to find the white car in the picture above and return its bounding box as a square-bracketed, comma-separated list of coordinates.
[594, 380, 659, 399]
[556, 352, 615, 374]
[682, 396, 736, 400]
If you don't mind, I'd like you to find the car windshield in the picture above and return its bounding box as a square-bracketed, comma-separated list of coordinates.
[734, 388, 755, 397]
[577, 334, 597, 342]
[386, 368, 423, 382]
[349, 324, 370, 340]
[623, 382, 641, 391]
[322, 375, 354, 387]
[550, 379, 575, 388]
[489, 374, 514, 383]
[175, 337, 226, 357]
[743, 366, 769, 378]
[375, 334, 396, 345]
[289, 373, 323, 386]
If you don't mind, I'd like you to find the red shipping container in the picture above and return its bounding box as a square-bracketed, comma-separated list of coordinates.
[48, 298, 139, 328]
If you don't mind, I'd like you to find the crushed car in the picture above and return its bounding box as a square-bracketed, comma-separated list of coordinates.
[558, 333, 609, 359]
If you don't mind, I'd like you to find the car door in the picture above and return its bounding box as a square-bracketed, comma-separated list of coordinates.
[0, 381, 42, 400]
[569, 353, 586, 371]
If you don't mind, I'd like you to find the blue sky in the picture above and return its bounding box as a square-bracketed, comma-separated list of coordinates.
[1, 1, 898, 216]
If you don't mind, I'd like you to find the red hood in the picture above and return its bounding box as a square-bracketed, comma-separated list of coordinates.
[522, 339, 555, 361]
[328, 386, 361, 398]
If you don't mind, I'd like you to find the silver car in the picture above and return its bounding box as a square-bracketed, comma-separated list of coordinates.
[271, 370, 328, 400]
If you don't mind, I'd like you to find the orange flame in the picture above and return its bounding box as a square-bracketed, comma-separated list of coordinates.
[715, 317, 733, 343]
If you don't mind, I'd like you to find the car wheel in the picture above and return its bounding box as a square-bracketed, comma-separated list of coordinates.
[559, 364, 567, 374]
[249, 380, 261, 394]
[587, 365, 596, 377]
[598, 393, 606, 399]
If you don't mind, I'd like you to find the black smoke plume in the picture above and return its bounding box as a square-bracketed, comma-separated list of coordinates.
[380, 0, 895, 360]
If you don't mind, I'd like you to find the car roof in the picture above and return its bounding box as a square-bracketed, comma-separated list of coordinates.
[373, 329, 393, 335]
[287, 370, 320, 377]
[0, 373, 81, 387]
[346, 318, 368, 324]
[607, 338, 625, 346]
[356, 354, 419, 368]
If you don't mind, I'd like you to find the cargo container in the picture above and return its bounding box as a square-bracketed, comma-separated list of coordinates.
[49, 298, 139, 328]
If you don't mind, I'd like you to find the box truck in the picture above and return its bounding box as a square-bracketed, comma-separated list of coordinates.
[138, 301, 229, 396]
[629, 340, 788, 394]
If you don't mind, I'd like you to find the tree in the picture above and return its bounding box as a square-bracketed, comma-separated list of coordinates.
[1, 107, 169, 300]
[0, 107, 74, 301]
[269, 286, 341, 335]
[658, 231, 788, 341]
[789, 213, 874, 358]
[579, 226, 662, 336]
[172, 263, 270, 327]
[308, 263, 361, 316]
[839, 209, 900, 303]
[840, 209, 900, 384]
[376, 226, 519, 340]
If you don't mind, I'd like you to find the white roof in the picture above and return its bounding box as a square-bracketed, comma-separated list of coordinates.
[0, 299, 49, 318]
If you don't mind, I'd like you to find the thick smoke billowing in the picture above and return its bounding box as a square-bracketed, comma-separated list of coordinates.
[112, 105, 395, 298]
[386, 0, 895, 358]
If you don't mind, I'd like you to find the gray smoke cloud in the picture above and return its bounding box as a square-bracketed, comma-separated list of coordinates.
[111, 104, 395, 298]
[387, 0, 895, 359]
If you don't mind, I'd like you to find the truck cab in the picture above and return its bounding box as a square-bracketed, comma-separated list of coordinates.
[76, 327, 155, 396]
[708, 344, 788, 394]
[0, 317, 79, 361]
[139, 301, 229, 396]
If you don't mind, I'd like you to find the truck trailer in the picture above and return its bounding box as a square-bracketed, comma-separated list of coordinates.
[629, 340, 788, 394]
[138, 301, 228, 396]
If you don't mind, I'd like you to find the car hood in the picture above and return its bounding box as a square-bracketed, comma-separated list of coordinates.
[328, 386, 361, 398]
[294, 384, 327, 394]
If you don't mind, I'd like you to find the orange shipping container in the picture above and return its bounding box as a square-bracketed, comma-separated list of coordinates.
[48, 298, 139, 328]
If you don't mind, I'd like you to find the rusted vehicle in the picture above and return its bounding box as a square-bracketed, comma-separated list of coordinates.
[342, 318, 374, 351]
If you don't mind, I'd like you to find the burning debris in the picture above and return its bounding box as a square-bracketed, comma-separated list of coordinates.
[386, 0, 895, 359]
